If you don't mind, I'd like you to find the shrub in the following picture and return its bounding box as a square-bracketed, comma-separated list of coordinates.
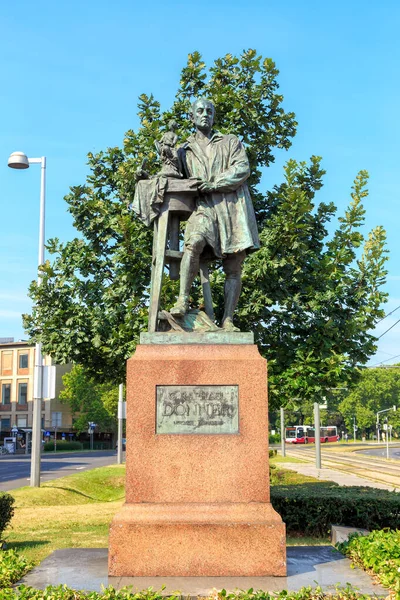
[0, 585, 377, 599]
[81, 441, 112, 450]
[0, 550, 33, 587]
[269, 433, 280, 444]
[0, 494, 14, 539]
[271, 483, 400, 536]
[43, 441, 83, 452]
[337, 529, 400, 594]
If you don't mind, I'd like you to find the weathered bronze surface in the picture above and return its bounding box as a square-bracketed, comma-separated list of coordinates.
[158, 309, 220, 333]
[131, 98, 260, 334]
[156, 385, 239, 434]
[140, 331, 254, 345]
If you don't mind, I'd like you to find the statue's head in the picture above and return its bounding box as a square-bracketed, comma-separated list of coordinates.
[190, 98, 215, 134]
[168, 119, 178, 132]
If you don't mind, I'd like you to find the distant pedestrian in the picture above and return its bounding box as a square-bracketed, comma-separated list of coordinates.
[344, 433, 348, 443]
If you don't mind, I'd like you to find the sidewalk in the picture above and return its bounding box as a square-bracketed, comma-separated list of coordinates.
[20, 547, 387, 597]
[278, 459, 396, 490]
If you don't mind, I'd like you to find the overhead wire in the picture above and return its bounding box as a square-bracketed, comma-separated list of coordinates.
[369, 305, 400, 367]
[370, 353, 400, 367]
[376, 304, 400, 324]
[378, 318, 400, 340]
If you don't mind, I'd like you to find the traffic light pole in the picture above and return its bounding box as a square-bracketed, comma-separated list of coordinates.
[88, 422, 96, 451]
[376, 406, 396, 447]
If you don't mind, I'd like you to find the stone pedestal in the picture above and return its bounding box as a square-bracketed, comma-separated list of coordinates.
[108, 342, 286, 577]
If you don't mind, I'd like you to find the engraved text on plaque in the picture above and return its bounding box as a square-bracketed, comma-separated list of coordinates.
[156, 385, 239, 434]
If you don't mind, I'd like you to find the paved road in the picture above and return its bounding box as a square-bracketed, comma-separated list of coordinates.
[0, 451, 121, 491]
[284, 442, 400, 461]
[356, 446, 400, 460]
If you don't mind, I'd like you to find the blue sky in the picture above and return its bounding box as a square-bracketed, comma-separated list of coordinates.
[1, 0, 399, 365]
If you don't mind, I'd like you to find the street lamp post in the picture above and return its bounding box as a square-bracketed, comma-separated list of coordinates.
[280, 407, 286, 458]
[117, 383, 125, 464]
[314, 402, 321, 469]
[8, 152, 46, 487]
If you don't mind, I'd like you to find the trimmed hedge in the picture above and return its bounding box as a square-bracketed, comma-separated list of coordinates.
[0, 493, 14, 539]
[82, 441, 112, 450]
[271, 483, 400, 536]
[43, 441, 83, 452]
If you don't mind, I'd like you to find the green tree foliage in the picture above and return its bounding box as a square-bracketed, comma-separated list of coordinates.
[59, 365, 118, 434]
[339, 366, 400, 435]
[23, 50, 388, 409]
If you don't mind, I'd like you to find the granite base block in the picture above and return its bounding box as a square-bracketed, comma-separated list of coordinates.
[109, 343, 286, 577]
[109, 503, 286, 577]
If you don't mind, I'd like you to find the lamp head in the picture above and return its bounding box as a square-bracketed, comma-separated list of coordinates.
[8, 151, 29, 169]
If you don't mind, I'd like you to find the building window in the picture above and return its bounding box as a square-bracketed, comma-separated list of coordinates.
[19, 354, 28, 369]
[2, 384, 11, 405]
[1, 352, 12, 376]
[51, 412, 62, 427]
[1, 418, 10, 431]
[18, 383, 27, 405]
[17, 416, 27, 428]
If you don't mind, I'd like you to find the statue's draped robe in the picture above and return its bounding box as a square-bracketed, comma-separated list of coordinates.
[131, 176, 168, 227]
[180, 132, 260, 259]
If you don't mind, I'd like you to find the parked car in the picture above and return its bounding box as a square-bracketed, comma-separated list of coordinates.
[115, 438, 126, 451]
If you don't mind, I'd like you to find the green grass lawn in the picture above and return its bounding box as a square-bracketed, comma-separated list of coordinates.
[6, 465, 125, 565]
[11, 465, 125, 508]
[4, 463, 329, 567]
[271, 454, 307, 464]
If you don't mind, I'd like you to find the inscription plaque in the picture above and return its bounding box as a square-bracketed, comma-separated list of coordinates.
[156, 385, 239, 434]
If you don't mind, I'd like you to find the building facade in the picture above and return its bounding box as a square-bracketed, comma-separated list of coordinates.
[0, 339, 72, 439]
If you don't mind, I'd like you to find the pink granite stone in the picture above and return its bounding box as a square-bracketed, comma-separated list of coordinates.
[109, 344, 286, 576]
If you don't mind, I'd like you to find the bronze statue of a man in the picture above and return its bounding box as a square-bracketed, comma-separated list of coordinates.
[171, 98, 260, 331]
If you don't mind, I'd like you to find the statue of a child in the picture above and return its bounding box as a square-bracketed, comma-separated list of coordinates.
[154, 120, 182, 178]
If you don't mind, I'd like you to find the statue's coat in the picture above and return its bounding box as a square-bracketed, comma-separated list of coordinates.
[180, 132, 260, 258]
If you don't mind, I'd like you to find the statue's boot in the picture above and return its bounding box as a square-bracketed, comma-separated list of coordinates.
[221, 273, 242, 332]
[222, 317, 240, 332]
[170, 295, 189, 318]
[170, 237, 205, 317]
